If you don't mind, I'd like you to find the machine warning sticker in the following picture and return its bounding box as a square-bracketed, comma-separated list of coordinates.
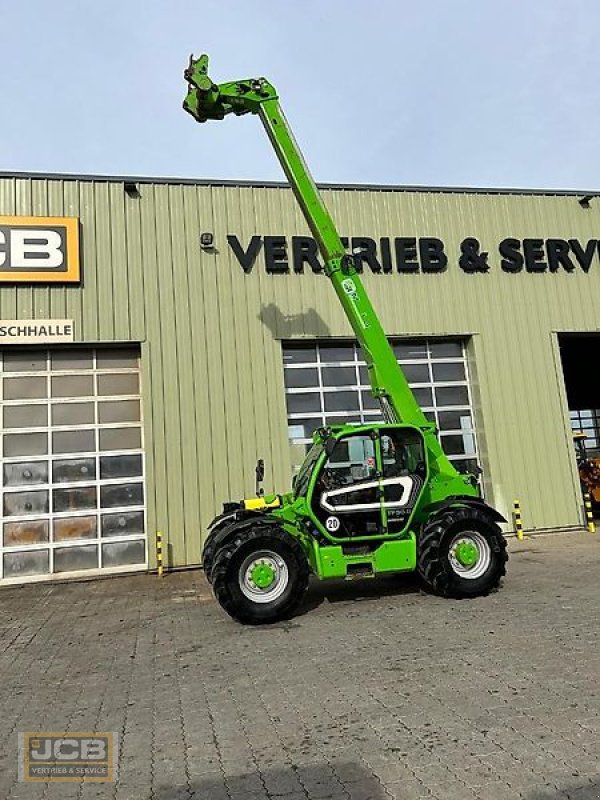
[341, 278, 358, 299]
[325, 516, 340, 532]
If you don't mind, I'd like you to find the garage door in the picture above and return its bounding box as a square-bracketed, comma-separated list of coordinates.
[283, 338, 479, 475]
[0, 346, 146, 583]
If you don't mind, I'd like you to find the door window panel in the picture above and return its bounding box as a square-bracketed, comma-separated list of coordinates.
[3, 432, 48, 457]
[283, 338, 480, 477]
[100, 483, 144, 508]
[97, 373, 139, 396]
[52, 430, 95, 454]
[321, 366, 357, 386]
[323, 392, 360, 413]
[285, 393, 321, 415]
[53, 487, 97, 513]
[101, 511, 144, 537]
[3, 377, 47, 400]
[4, 461, 48, 486]
[99, 454, 143, 480]
[99, 427, 141, 451]
[401, 363, 430, 383]
[436, 386, 470, 407]
[283, 346, 317, 364]
[432, 362, 466, 382]
[98, 400, 140, 424]
[53, 517, 97, 542]
[4, 520, 49, 546]
[3, 405, 47, 429]
[4, 490, 49, 517]
[3, 550, 49, 577]
[53, 458, 96, 483]
[284, 368, 319, 388]
[51, 375, 94, 397]
[51, 402, 95, 426]
[96, 349, 139, 369]
[54, 545, 98, 573]
[50, 350, 94, 370]
[3, 351, 47, 372]
[0, 346, 146, 582]
[102, 540, 145, 567]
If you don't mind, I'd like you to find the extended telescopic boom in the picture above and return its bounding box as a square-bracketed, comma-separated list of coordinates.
[183, 55, 463, 483]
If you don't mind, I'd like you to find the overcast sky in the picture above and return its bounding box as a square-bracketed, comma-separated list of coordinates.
[2, 1, 599, 190]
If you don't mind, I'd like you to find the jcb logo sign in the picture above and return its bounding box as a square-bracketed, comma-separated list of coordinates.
[19, 732, 117, 782]
[0, 216, 80, 282]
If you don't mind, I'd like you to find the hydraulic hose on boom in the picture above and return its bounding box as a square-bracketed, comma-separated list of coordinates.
[184, 55, 467, 486]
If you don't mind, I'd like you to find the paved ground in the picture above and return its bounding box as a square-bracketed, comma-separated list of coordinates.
[1, 532, 600, 800]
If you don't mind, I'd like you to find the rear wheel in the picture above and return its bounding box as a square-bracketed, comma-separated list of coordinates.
[202, 524, 230, 584]
[211, 524, 309, 624]
[418, 507, 507, 598]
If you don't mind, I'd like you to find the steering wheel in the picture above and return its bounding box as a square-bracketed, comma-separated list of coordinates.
[321, 468, 346, 490]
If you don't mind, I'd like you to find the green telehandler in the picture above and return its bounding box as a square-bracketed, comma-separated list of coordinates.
[183, 55, 508, 624]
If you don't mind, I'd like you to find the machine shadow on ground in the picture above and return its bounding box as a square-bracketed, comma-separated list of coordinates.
[527, 784, 600, 799]
[153, 771, 600, 800]
[294, 572, 423, 617]
[154, 762, 387, 800]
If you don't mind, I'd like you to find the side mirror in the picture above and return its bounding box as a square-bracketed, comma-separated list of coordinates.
[255, 459, 265, 496]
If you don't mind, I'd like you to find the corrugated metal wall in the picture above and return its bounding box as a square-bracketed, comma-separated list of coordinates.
[1, 175, 598, 566]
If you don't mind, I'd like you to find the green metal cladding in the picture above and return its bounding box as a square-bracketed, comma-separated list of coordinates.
[0, 174, 597, 567]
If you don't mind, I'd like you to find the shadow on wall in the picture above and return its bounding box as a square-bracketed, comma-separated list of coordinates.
[155, 762, 387, 800]
[259, 303, 331, 338]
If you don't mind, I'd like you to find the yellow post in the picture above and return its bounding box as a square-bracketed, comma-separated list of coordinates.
[583, 493, 596, 534]
[513, 500, 524, 541]
[156, 531, 164, 576]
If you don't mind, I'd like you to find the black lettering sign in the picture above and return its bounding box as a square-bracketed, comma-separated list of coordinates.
[419, 238, 447, 273]
[546, 239, 574, 272]
[225, 233, 598, 275]
[351, 237, 382, 273]
[395, 238, 419, 273]
[227, 235, 262, 273]
[523, 239, 547, 272]
[499, 238, 524, 272]
[380, 237, 393, 273]
[459, 238, 489, 273]
[569, 239, 596, 273]
[264, 236, 289, 273]
[291, 236, 322, 274]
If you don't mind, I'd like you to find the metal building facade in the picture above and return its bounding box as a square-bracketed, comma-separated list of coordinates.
[1, 172, 598, 574]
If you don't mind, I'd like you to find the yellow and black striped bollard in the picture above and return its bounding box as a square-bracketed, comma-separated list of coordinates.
[583, 493, 596, 534]
[513, 500, 524, 541]
[156, 531, 164, 576]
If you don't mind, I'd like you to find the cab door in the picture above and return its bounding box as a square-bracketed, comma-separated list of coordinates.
[379, 428, 426, 534]
[311, 431, 385, 538]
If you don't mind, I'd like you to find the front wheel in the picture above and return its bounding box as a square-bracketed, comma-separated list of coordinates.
[418, 507, 507, 598]
[211, 524, 309, 624]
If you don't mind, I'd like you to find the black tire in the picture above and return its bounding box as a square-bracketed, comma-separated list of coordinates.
[211, 524, 309, 624]
[203, 512, 256, 583]
[418, 507, 507, 598]
[202, 525, 228, 584]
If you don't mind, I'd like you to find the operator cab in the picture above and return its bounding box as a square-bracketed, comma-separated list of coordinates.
[309, 425, 426, 538]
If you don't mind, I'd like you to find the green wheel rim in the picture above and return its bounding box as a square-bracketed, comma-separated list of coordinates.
[249, 561, 276, 589]
[448, 531, 491, 580]
[239, 550, 289, 603]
